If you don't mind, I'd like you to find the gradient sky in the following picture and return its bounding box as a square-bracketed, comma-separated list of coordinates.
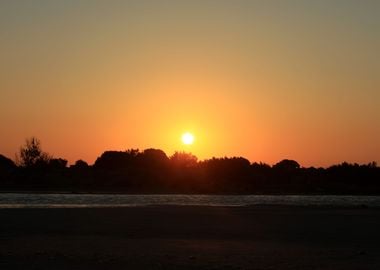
[0, 0, 379, 167]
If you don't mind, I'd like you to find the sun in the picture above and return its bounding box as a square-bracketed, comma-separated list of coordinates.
[182, 132, 194, 145]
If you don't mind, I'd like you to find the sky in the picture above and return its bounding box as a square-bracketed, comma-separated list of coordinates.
[0, 0, 379, 167]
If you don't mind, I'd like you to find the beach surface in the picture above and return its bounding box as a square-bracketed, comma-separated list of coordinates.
[1, 206, 380, 269]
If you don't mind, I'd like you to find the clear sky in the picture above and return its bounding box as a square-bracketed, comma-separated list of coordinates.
[0, 0, 379, 167]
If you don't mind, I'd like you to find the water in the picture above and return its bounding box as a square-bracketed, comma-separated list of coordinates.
[0, 193, 379, 208]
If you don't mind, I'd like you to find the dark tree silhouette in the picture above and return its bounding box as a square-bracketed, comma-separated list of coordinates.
[17, 137, 51, 168]
[48, 158, 68, 170]
[71, 160, 89, 170]
[273, 159, 300, 171]
[94, 149, 139, 171]
[1, 138, 379, 194]
[140, 149, 169, 167]
[0, 154, 16, 171]
[0, 154, 17, 184]
[170, 151, 198, 168]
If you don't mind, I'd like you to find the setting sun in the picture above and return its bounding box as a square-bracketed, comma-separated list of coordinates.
[182, 132, 194, 145]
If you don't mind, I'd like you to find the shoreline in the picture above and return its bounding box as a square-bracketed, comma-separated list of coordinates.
[1, 189, 380, 196]
[0, 204, 376, 210]
[1, 193, 380, 209]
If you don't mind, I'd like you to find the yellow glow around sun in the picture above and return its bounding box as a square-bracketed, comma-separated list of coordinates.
[182, 132, 194, 145]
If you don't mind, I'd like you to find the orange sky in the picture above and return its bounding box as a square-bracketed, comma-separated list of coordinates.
[0, 1, 379, 167]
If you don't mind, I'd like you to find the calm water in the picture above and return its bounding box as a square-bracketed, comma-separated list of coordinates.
[0, 193, 379, 208]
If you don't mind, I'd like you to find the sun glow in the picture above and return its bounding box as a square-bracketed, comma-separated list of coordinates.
[182, 132, 194, 145]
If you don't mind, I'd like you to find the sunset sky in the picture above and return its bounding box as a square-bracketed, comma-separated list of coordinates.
[0, 0, 379, 167]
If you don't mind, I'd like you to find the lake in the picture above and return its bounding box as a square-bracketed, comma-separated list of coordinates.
[0, 193, 379, 208]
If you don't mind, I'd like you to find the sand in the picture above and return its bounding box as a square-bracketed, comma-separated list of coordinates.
[1, 206, 380, 269]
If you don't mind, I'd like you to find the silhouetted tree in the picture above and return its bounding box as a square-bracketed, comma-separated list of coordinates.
[17, 137, 51, 168]
[94, 149, 139, 170]
[140, 149, 169, 167]
[0, 154, 16, 171]
[1, 141, 379, 194]
[199, 157, 251, 192]
[170, 151, 198, 168]
[48, 158, 68, 170]
[368, 161, 377, 168]
[0, 154, 17, 184]
[273, 159, 300, 171]
[71, 160, 89, 170]
[251, 162, 271, 171]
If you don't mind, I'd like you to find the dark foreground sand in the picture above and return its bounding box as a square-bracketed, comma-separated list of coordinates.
[1, 206, 380, 269]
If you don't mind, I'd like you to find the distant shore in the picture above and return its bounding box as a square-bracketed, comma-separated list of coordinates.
[1, 189, 380, 196]
[1, 205, 380, 269]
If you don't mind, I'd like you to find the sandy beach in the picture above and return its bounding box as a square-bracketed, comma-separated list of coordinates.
[1, 206, 380, 269]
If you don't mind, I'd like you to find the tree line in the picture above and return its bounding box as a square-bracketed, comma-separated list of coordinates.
[0, 137, 379, 194]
